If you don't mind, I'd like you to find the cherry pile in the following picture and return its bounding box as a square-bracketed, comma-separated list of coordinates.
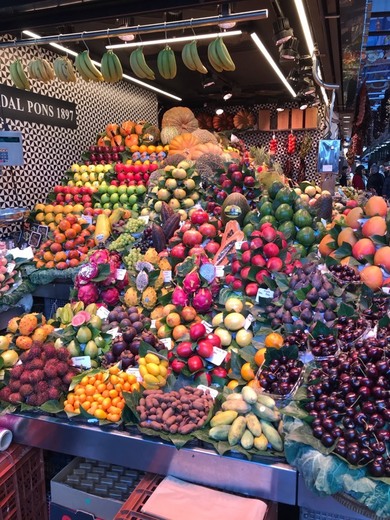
[328, 264, 361, 285]
[257, 356, 304, 396]
[363, 295, 389, 326]
[309, 333, 338, 358]
[284, 330, 309, 352]
[335, 316, 369, 351]
[306, 337, 389, 477]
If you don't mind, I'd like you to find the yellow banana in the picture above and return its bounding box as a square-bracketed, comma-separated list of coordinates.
[207, 39, 224, 72]
[181, 42, 196, 71]
[10, 60, 30, 90]
[215, 37, 235, 71]
[189, 40, 208, 74]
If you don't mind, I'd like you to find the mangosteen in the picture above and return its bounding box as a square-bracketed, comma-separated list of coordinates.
[108, 311, 119, 322]
[122, 326, 137, 344]
[129, 312, 140, 323]
[111, 340, 126, 359]
[117, 311, 129, 322]
[108, 321, 119, 329]
[132, 321, 144, 333]
[127, 306, 138, 315]
[128, 339, 141, 355]
[119, 318, 132, 330]
[141, 331, 157, 346]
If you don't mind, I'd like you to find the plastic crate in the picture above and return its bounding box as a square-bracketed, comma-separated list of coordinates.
[113, 474, 165, 520]
[0, 443, 48, 520]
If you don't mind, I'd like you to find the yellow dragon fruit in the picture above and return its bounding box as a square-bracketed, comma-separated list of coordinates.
[124, 287, 139, 307]
[18, 314, 38, 336]
[144, 248, 159, 265]
[141, 287, 157, 310]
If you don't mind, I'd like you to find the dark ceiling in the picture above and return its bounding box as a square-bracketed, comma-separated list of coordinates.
[0, 1, 346, 108]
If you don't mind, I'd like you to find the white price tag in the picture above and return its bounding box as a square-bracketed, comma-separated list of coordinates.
[71, 356, 91, 369]
[97, 306, 110, 319]
[163, 270, 172, 283]
[116, 268, 127, 281]
[363, 325, 377, 339]
[83, 215, 93, 225]
[107, 327, 119, 338]
[160, 337, 172, 350]
[179, 220, 185, 228]
[206, 346, 228, 366]
[215, 265, 224, 277]
[126, 367, 142, 381]
[197, 384, 218, 399]
[235, 241, 243, 250]
[382, 286, 390, 295]
[139, 215, 150, 224]
[256, 288, 274, 302]
[201, 320, 213, 334]
[150, 319, 156, 329]
[6, 262, 15, 274]
[244, 314, 255, 330]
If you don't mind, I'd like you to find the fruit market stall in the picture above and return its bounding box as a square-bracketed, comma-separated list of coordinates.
[0, 106, 388, 518]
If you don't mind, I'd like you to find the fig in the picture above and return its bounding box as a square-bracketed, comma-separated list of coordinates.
[301, 308, 313, 324]
[306, 288, 319, 304]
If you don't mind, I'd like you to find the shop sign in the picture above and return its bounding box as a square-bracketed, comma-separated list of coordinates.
[0, 84, 77, 129]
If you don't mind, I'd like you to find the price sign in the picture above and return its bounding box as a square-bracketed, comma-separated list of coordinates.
[197, 385, 218, 399]
[215, 265, 224, 277]
[106, 327, 119, 338]
[235, 241, 244, 250]
[139, 215, 149, 224]
[126, 367, 142, 381]
[97, 306, 110, 319]
[244, 314, 255, 330]
[150, 320, 156, 329]
[83, 215, 93, 225]
[163, 270, 172, 283]
[206, 347, 228, 366]
[6, 262, 15, 274]
[160, 337, 172, 350]
[256, 288, 274, 302]
[201, 320, 213, 334]
[71, 356, 91, 369]
[116, 269, 127, 281]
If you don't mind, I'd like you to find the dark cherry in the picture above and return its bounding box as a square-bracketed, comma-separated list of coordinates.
[369, 414, 385, 429]
[368, 457, 385, 477]
[359, 448, 374, 464]
[371, 441, 386, 455]
[315, 400, 327, 412]
[345, 392, 357, 406]
[343, 416, 355, 429]
[331, 427, 343, 439]
[361, 401, 375, 415]
[376, 430, 390, 442]
[321, 433, 334, 447]
[358, 433, 371, 448]
[305, 401, 316, 412]
[372, 386, 386, 399]
[344, 429, 356, 442]
[358, 386, 371, 399]
[312, 425, 324, 439]
[346, 448, 359, 465]
[354, 411, 368, 426]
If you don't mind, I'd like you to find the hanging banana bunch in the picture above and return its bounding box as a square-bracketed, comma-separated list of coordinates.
[75, 50, 103, 82]
[100, 50, 123, 83]
[9, 60, 30, 90]
[129, 47, 155, 80]
[53, 56, 77, 83]
[28, 58, 55, 82]
[157, 45, 177, 79]
[181, 40, 208, 74]
[207, 37, 235, 72]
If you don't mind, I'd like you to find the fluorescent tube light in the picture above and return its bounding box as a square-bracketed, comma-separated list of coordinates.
[294, 0, 315, 56]
[106, 30, 242, 50]
[22, 30, 182, 101]
[250, 33, 297, 98]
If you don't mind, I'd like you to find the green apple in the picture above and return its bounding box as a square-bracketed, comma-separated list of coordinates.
[132, 203, 139, 212]
[128, 194, 138, 205]
[98, 185, 107, 194]
[113, 203, 120, 209]
[136, 185, 147, 196]
[100, 193, 110, 204]
[118, 185, 127, 195]
[103, 203, 111, 209]
[127, 186, 136, 195]
[94, 202, 102, 208]
[110, 193, 119, 204]
[119, 193, 128, 204]
[107, 185, 117, 195]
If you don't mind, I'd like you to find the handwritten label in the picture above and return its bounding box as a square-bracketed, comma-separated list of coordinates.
[106, 327, 119, 338]
[201, 320, 213, 334]
[150, 319, 156, 329]
[116, 268, 127, 281]
[215, 265, 224, 278]
[256, 288, 274, 302]
[71, 356, 91, 369]
[6, 262, 15, 274]
[235, 241, 243, 250]
[139, 215, 149, 224]
[244, 314, 255, 330]
[197, 385, 218, 399]
[97, 306, 110, 319]
[206, 346, 228, 366]
[126, 367, 142, 381]
[163, 270, 172, 283]
[160, 337, 172, 350]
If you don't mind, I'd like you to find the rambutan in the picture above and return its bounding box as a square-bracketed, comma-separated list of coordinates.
[9, 380, 21, 392]
[8, 392, 21, 404]
[27, 394, 39, 407]
[56, 362, 69, 377]
[48, 377, 62, 388]
[0, 387, 11, 401]
[28, 358, 44, 370]
[26, 346, 42, 360]
[29, 369, 44, 383]
[56, 348, 70, 362]
[35, 381, 48, 394]
[44, 345, 57, 359]
[47, 387, 61, 401]
[35, 392, 49, 406]
[10, 365, 24, 380]
[44, 365, 58, 379]
[20, 384, 33, 398]
[62, 372, 75, 387]
[20, 371, 32, 384]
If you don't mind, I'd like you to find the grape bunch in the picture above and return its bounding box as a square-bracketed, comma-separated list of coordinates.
[109, 233, 135, 252]
[124, 218, 147, 234]
[123, 248, 144, 272]
[133, 227, 153, 254]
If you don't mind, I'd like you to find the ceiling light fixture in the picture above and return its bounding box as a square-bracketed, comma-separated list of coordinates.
[218, 3, 237, 29]
[22, 30, 182, 101]
[276, 104, 285, 112]
[106, 30, 242, 49]
[202, 74, 215, 88]
[215, 108, 224, 115]
[222, 85, 233, 101]
[279, 36, 300, 60]
[118, 31, 136, 42]
[251, 33, 297, 98]
[273, 17, 294, 45]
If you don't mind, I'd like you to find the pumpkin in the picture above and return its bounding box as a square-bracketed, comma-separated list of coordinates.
[125, 134, 139, 148]
[162, 106, 198, 133]
[221, 193, 251, 225]
[196, 112, 213, 130]
[105, 123, 120, 138]
[190, 142, 222, 160]
[233, 109, 256, 130]
[192, 128, 218, 144]
[161, 126, 180, 145]
[168, 133, 200, 158]
[120, 120, 136, 136]
[213, 112, 234, 131]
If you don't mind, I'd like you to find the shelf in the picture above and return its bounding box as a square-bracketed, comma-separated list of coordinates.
[0, 413, 297, 505]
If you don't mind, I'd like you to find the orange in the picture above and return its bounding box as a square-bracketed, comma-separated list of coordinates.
[45, 261, 55, 269]
[54, 214, 63, 224]
[264, 332, 284, 349]
[44, 204, 54, 214]
[130, 145, 139, 153]
[43, 251, 54, 262]
[59, 220, 71, 232]
[65, 228, 76, 239]
[254, 347, 267, 367]
[147, 145, 156, 154]
[240, 362, 255, 382]
[227, 379, 239, 390]
[72, 223, 82, 234]
[138, 144, 147, 153]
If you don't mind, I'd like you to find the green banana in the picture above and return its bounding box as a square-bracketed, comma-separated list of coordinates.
[130, 48, 146, 79]
[75, 53, 89, 81]
[189, 41, 208, 74]
[75, 51, 103, 82]
[166, 46, 177, 79]
[53, 57, 76, 82]
[158, 46, 176, 79]
[130, 47, 155, 80]
[109, 51, 123, 82]
[9, 60, 30, 90]
[101, 50, 122, 82]
[181, 42, 196, 71]
[215, 37, 235, 71]
[207, 39, 224, 72]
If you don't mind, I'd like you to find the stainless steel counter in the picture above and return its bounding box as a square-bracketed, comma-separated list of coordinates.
[0, 413, 297, 505]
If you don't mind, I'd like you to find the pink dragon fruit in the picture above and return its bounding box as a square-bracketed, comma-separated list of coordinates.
[192, 288, 213, 313]
[89, 248, 111, 265]
[183, 271, 201, 294]
[101, 261, 118, 287]
[109, 251, 122, 269]
[77, 283, 99, 305]
[75, 263, 99, 288]
[100, 287, 120, 307]
[171, 285, 189, 306]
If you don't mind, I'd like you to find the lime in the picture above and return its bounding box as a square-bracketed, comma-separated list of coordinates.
[243, 223, 255, 236]
[278, 221, 296, 240]
[293, 243, 307, 258]
[268, 181, 285, 200]
[296, 226, 316, 247]
[293, 209, 313, 228]
[275, 203, 294, 222]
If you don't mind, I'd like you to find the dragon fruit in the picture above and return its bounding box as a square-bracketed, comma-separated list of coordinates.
[183, 271, 201, 294]
[89, 248, 110, 265]
[209, 280, 220, 297]
[109, 251, 122, 269]
[100, 287, 120, 307]
[116, 271, 129, 291]
[101, 261, 118, 287]
[77, 283, 99, 306]
[171, 285, 189, 306]
[192, 288, 213, 313]
[75, 263, 99, 288]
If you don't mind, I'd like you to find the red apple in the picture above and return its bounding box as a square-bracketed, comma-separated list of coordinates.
[232, 279, 243, 290]
[231, 260, 241, 274]
[240, 266, 251, 280]
[187, 355, 204, 373]
[241, 250, 252, 264]
[211, 366, 227, 378]
[267, 257, 283, 271]
[189, 322, 207, 341]
[196, 339, 214, 358]
[255, 269, 269, 284]
[171, 359, 186, 374]
[245, 282, 259, 297]
[206, 333, 222, 348]
[250, 237, 264, 250]
[263, 242, 280, 258]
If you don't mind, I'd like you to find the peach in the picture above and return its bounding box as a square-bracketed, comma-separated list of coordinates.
[337, 227, 357, 248]
[352, 238, 376, 261]
[374, 246, 390, 273]
[364, 196, 388, 217]
[345, 207, 364, 229]
[360, 265, 383, 291]
[362, 216, 387, 238]
[318, 234, 335, 257]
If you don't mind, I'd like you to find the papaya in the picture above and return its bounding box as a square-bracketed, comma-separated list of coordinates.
[94, 214, 111, 245]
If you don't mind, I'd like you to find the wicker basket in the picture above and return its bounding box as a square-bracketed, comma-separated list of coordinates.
[0, 443, 48, 520]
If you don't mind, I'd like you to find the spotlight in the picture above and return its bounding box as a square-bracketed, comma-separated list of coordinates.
[280, 37, 300, 60]
[222, 86, 233, 101]
[202, 74, 215, 88]
[273, 17, 293, 45]
[276, 102, 285, 112]
[218, 3, 237, 29]
[302, 77, 316, 95]
[216, 108, 224, 115]
[298, 97, 308, 110]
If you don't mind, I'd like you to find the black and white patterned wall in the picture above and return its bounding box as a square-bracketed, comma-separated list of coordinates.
[0, 36, 157, 216]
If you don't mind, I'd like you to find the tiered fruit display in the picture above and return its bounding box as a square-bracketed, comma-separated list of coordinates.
[5, 312, 54, 353]
[52, 185, 95, 208]
[64, 366, 139, 422]
[33, 202, 85, 230]
[319, 195, 390, 291]
[34, 214, 95, 270]
[0, 255, 19, 295]
[0, 343, 78, 406]
[208, 386, 283, 452]
[67, 163, 113, 188]
[305, 336, 389, 477]
[208, 161, 261, 207]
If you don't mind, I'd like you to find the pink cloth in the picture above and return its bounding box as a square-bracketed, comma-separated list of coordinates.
[141, 476, 268, 520]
